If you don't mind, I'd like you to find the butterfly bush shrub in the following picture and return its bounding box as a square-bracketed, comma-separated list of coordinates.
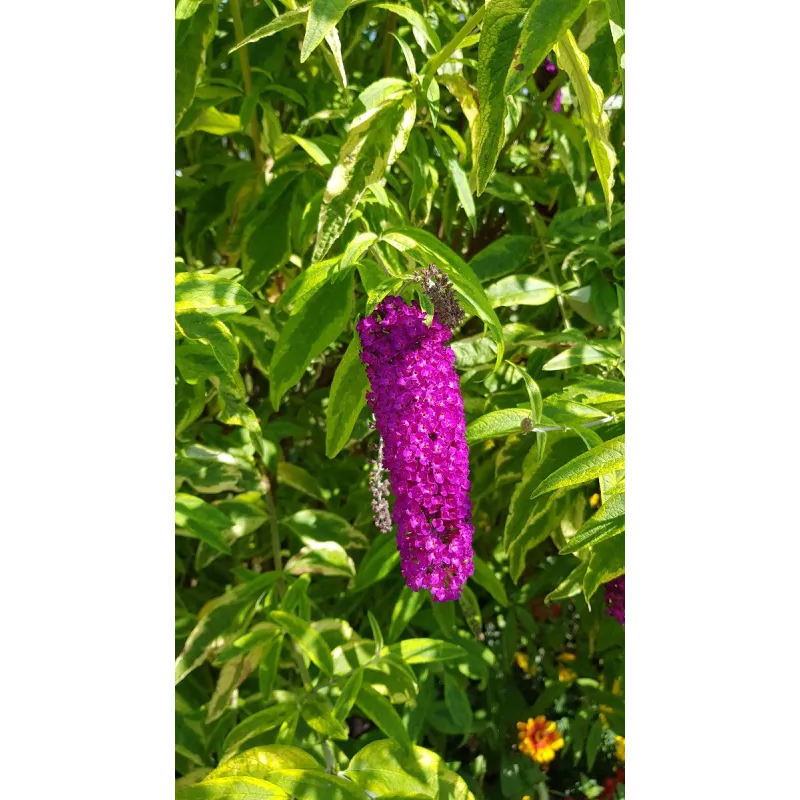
[174, 0, 625, 796]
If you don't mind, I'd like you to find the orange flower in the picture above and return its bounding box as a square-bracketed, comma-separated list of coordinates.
[517, 715, 565, 765]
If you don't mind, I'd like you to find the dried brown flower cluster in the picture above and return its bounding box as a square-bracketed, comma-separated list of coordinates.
[412, 263, 465, 330]
[368, 436, 392, 534]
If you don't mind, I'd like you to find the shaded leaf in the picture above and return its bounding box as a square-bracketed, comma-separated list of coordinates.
[269, 271, 354, 408]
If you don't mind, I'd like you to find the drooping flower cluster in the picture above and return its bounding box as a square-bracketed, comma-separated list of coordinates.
[544, 56, 563, 112]
[605, 574, 625, 625]
[357, 296, 474, 601]
[517, 715, 565, 765]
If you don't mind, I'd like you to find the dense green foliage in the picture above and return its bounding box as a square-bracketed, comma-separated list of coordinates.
[175, 0, 625, 797]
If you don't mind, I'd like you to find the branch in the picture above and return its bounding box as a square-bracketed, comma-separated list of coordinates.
[230, 0, 265, 175]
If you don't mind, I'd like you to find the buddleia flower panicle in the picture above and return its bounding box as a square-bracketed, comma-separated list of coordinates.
[412, 263, 465, 330]
[357, 295, 474, 601]
[605, 574, 625, 625]
[368, 435, 392, 534]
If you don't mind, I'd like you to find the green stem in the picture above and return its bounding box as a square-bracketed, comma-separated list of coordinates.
[230, 0, 265, 175]
[532, 212, 571, 330]
[260, 457, 334, 767]
[421, 5, 486, 77]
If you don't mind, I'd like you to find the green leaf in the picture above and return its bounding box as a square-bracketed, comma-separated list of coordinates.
[275, 257, 342, 315]
[176, 2, 218, 124]
[222, 703, 296, 756]
[606, 0, 625, 90]
[299, 694, 350, 739]
[531, 435, 624, 498]
[269, 270, 354, 408]
[286, 134, 333, 167]
[374, 3, 441, 50]
[344, 739, 470, 798]
[471, 555, 509, 607]
[176, 573, 280, 684]
[191, 107, 241, 135]
[506, 362, 543, 424]
[541, 343, 618, 370]
[264, 770, 367, 800]
[301, 0, 352, 62]
[443, 673, 473, 731]
[282, 575, 312, 614]
[176, 273, 254, 316]
[505, 439, 587, 581]
[583, 533, 624, 600]
[585, 717, 604, 770]
[554, 30, 617, 216]
[340, 232, 379, 273]
[466, 409, 530, 444]
[175, 493, 233, 554]
[485, 275, 557, 308]
[313, 92, 416, 261]
[458, 585, 483, 640]
[380, 227, 504, 367]
[176, 776, 289, 799]
[384, 638, 466, 664]
[545, 560, 587, 603]
[367, 610, 384, 655]
[269, 610, 335, 675]
[211, 745, 323, 777]
[393, 33, 417, 77]
[504, 0, 590, 94]
[474, 0, 528, 195]
[334, 667, 364, 720]
[229, 7, 309, 53]
[425, 75, 440, 127]
[207, 652, 255, 723]
[258, 633, 284, 700]
[326, 335, 369, 458]
[560, 491, 624, 554]
[431, 129, 475, 233]
[176, 313, 239, 381]
[356, 684, 412, 749]
[176, 0, 203, 20]
[432, 599, 455, 638]
[469, 236, 535, 284]
[277, 462, 324, 501]
[283, 509, 368, 549]
[322, 25, 348, 89]
[388, 585, 427, 642]
[285, 540, 356, 577]
[353, 533, 400, 591]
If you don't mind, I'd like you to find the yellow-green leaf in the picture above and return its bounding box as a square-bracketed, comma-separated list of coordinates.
[504, 0, 590, 94]
[301, 0, 352, 62]
[269, 610, 335, 675]
[554, 30, 617, 216]
[531, 435, 624, 498]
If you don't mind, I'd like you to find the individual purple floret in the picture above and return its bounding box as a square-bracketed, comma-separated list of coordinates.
[357, 296, 474, 601]
[544, 56, 562, 112]
[605, 575, 625, 625]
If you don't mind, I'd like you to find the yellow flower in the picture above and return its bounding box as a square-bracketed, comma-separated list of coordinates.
[517, 715, 565, 765]
[557, 652, 577, 663]
[514, 651, 537, 675]
[558, 667, 577, 683]
[616, 735, 625, 762]
[589, 492, 601, 509]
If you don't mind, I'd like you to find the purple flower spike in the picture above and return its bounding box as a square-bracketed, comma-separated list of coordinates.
[605, 575, 625, 625]
[552, 88, 562, 113]
[357, 296, 474, 601]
